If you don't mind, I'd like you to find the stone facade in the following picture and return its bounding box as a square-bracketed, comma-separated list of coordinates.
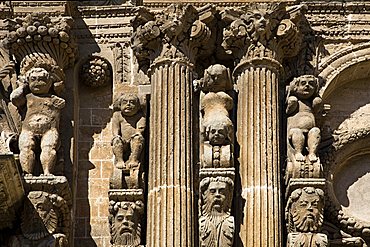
[1, 1, 370, 247]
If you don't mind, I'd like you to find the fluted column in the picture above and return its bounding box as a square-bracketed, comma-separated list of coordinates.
[221, 3, 307, 246]
[148, 61, 194, 247]
[235, 62, 282, 246]
[132, 4, 215, 247]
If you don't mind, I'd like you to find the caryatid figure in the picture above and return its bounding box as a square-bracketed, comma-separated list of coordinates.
[286, 75, 323, 163]
[10, 67, 65, 175]
[111, 93, 145, 170]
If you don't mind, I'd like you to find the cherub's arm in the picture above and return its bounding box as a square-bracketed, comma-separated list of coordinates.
[136, 115, 146, 135]
[312, 96, 323, 114]
[286, 96, 298, 115]
[112, 111, 122, 137]
[10, 84, 27, 107]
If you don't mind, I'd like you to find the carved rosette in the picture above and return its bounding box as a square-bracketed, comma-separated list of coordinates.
[80, 56, 112, 88]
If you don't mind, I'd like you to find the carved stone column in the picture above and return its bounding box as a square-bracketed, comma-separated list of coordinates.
[132, 4, 214, 247]
[221, 4, 306, 246]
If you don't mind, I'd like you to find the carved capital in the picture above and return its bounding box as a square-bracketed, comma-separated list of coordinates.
[131, 4, 215, 69]
[287, 232, 328, 247]
[4, 14, 77, 72]
[221, 3, 307, 64]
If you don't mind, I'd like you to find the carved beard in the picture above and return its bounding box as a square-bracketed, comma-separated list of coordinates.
[292, 209, 323, 232]
[202, 198, 229, 228]
[111, 222, 141, 246]
[21, 208, 58, 240]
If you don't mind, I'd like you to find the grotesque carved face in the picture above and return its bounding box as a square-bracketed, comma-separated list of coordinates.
[291, 187, 324, 232]
[292, 76, 318, 100]
[250, 10, 268, 34]
[27, 68, 52, 95]
[120, 94, 140, 117]
[111, 202, 142, 246]
[21, 191, 58, 240]
[201, 177, 233, 217]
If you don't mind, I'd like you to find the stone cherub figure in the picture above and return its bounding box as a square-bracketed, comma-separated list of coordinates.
[286, 75, 322, 163]
[199, 176, 234, 247]
[111, 93, 145, 170]
[199, 64, 234, 168]
[109, 200, 144, 246]
[10, 66, 65, 175]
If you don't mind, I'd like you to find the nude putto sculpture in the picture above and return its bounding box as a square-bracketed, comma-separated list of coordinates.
[286, 75, 322, 163]
[10, 66, 65, 175]
[111, 93, 145, 170]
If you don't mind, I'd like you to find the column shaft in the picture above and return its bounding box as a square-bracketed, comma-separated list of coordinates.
[236, 65, 282, 246]
[147, 61, 194, 247]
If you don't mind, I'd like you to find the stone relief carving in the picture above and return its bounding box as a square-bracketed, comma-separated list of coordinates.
[80, 56, 112, 88]
[286, 186, 327, 247]
[109, 199, 144, 246]
[199, 176, 234, 247]
[110, 93, 145, 189]
[287, 75, 322, 164]
[198, 64, 234, 169]
[11, 66, 65, 175]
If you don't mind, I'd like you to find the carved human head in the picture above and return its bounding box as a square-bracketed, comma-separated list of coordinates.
[21, 191, 59, 240]
[288, 187, 324, 232]
[290, 75, 319, 100]
[109, 200, 144, 246]
[202, 64, 232, 92]
[26, 67, 52, 94]
[115, 93, 141, 117]
[200, 177, 234, 216]
[205, 121, 232, 145]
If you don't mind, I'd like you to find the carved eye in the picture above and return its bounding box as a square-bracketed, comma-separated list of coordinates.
[254, 13, 261, 19]
[299, 200, 308, 207]
[116, 215, 124, 222]
[122, 100, 128, 104]
[31, 76, 37, 81]
[210, 189, 216, 194]
[211, 129, 217, 134]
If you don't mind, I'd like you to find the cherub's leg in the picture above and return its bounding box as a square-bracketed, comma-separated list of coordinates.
[19, 130, 36, 174]
[40, 128, 59, 175]
[127, 134, 144, 168]
[307, 127, 321, 162]
[112, 136, 128, 169]
[289, 128, 305, 162]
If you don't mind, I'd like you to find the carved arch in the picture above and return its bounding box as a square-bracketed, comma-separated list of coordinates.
[318, 42, 370, 99]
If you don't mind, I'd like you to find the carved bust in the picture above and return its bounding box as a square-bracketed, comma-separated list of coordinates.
[286, 75, 322, 163]
[109, 200, 144, 246]
[10, 66, 65, 175]
[111, 93, 145, 170]
[199, 177, 234, 247]
[287, 187, 324, 233]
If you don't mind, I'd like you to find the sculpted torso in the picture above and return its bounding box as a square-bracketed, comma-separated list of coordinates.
[24, 94, 65, 134]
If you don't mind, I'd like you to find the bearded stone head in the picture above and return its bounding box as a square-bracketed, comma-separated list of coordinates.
[287, 187, 324, 233]
[109, 200, 144, 246]
[200, 177, 234, 217]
